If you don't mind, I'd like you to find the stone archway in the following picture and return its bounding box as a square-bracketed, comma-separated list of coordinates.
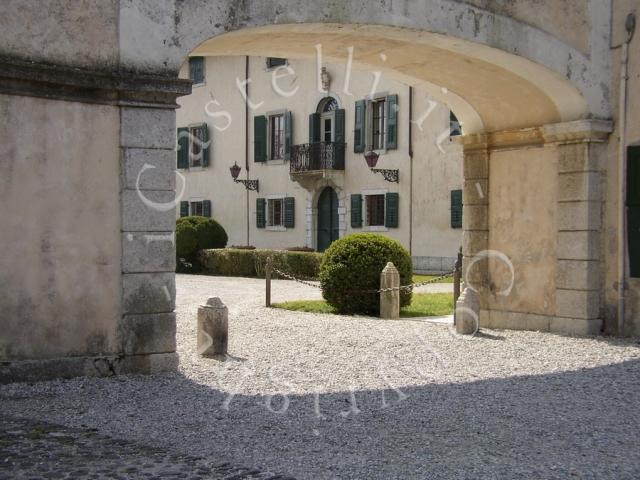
[0, 0, 618, 381]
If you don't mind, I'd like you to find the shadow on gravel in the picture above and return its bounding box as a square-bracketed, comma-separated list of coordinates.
[2, 360, 640, 479]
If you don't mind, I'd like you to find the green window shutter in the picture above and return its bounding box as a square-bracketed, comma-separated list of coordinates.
[628, 146, 640, 277]
[179, 201, 189, 217]
[189, 57, 204, 84]
[284, 197, 295, 228]
[354, 100, 366, 153]
[284, 111, 293, 161]
[386, 94, 398, 150]
[451, 189, 463, 229]
[309, 112, 320, 143]
[202, 200, 211, 218]
[254, 116, 267, 162]
[177, 127, 189, 169]
[256, 198, 266, 228]
[385, 192, 399, 228]
[201, 123, 210, 167]
[351, 194, 362, 228]
[334, 108, 346, 168]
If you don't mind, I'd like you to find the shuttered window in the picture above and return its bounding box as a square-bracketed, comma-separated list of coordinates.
[354, 100, 366, 153]
[385, 192, 399, 228]
[177, 127, 189, 169]
[372, 99, 385, 150]
[366, 194, 385, 227]
[268, 199, 283, 227]
[254, 116, 267, 162]
[351, 194, 362, 227]
[188, 57, 204, 84]
[284, 111, 292, 161]
[385, 94, 398, 150]
[269, 114, 285, 160]
[334, 108, 346, 168]
[451, 189, 463, 229]
[256, 198, 266, 228]
[284, 197, 295, 228]
[180, 201, 189, 217]
[628, 146, 640, 277]
[309, 112, 321, 143]
[190, 201, 203, 216]
[189, 124, 209, 167]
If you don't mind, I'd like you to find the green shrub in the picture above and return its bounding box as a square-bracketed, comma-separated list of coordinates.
[200, 248, 322, 279]
[176, 216, 228, 272]
[199, 248, 257, 277]
[319, 233, 413, 315]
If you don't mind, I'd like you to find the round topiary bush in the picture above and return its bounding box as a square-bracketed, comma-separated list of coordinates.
[176, 216, 228, 272]
[319, 233, 413, 315]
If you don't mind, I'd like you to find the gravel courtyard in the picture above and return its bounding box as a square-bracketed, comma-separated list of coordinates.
[2, 274, 640, 479]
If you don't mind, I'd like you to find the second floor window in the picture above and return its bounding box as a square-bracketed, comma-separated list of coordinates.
[268, 198, 283, 226]
[372, 99, 385, 150]
[189, 125, 206, 167]
[269, 114, 285, 160]
[365, 194, 385, 227]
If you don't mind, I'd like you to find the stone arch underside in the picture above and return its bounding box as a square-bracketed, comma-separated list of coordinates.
[119, 0, 611, 134]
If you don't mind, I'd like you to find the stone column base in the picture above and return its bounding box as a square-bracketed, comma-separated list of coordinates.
[0, 353, 178, 384]
[479, 309, 602, 336]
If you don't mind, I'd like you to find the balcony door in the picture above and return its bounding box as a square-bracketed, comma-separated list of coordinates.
[317, 187, 339, 252]
[321, 113, 334, 143]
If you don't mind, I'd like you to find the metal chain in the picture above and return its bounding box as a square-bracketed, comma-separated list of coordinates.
[269, 266, 455, 293]
[271, 266, 322, 289]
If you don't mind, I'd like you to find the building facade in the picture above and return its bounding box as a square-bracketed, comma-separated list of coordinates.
[176, 55, 463, 272]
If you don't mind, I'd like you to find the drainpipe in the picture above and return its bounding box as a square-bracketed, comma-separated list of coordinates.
[614, 13, 635, 335]
[245, 55, 250, 246]
[409, 85, 414, 256]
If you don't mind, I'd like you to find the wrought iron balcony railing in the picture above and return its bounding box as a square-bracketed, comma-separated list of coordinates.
[290, 142, 345, 173]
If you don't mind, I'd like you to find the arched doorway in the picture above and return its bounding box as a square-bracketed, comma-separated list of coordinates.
[317, 187, 339, 252]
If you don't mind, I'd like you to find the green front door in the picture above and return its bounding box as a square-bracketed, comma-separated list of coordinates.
[317, 187, 339, 252]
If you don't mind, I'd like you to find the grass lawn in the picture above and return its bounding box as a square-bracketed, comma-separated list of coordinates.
[272, 292, 453, 318]
[412, 274, 453, 284]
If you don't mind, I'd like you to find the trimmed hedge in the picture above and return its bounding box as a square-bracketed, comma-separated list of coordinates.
[319, 233, 413, 315]
[176, 216, 228, 272]
[200, 248, 322, 279]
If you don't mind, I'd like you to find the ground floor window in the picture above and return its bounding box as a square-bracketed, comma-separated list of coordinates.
[268, 198, 284, 227]
[365, 194, 385, 226]
[190, 201, 204, 216]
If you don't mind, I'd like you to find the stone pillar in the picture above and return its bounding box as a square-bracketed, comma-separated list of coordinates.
[460, 142, 490, 324]
[380, 262, 400, 319]
[117, 107, 183, 373]
[543, 120, 612, 335]
[197, 298, 228, 356]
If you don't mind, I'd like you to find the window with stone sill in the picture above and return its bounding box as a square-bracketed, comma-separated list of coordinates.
[268, 198, 284, 227]
[365, 194, 385, 227]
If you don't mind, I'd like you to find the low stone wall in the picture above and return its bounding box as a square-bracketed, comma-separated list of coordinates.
[412, 256, 456, 274]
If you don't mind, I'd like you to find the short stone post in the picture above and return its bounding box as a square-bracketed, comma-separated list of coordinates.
[197, 297, 228, 356]
[380, 262, 400, 319]
[265, 256, 272, 307]
[455, 287, 479, 335]
[453, 247, 463, 325]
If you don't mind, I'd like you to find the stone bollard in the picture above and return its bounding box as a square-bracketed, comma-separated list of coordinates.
[380, 262, 400, 319]
[455, 287, 479, 335]
[197, 297, 228, 356]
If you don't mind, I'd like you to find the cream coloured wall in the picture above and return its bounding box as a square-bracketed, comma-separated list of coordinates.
[176, 55, 463, 265]
[0, 95, 122, 360]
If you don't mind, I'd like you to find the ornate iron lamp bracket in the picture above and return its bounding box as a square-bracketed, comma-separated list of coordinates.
[234, 179, 259, 192]
[371, 168, 399, 183]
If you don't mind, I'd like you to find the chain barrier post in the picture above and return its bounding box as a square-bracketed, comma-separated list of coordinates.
[266, 256, 272, 307]
[380, 262, 400, 319]
[453, 247, 463, 324]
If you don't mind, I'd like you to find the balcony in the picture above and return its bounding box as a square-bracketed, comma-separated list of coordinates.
[290, 142, 345, 174]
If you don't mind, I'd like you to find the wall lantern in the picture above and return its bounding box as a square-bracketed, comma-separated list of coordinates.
[364, 151, 399, 183]
[229, 162, 259, 192]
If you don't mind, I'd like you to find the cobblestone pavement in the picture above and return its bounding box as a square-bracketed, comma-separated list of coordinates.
[0, 414, 291, 480]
